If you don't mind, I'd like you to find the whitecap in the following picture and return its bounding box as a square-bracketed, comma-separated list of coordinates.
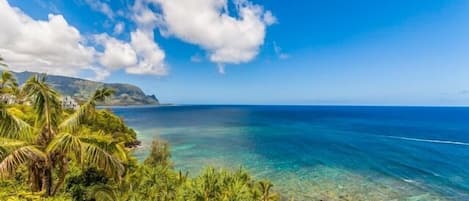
[384, 136, 469, 147]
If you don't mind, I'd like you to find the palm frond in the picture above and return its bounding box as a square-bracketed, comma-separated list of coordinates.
[1, 71, 17, 86]
[0, 145, 46, 178]
[0, 138, 28, 168]
[22, 75, 61, 131]
[82, 143, 124, 180]
[59, 87, 114, 133]
[87, 184, 117, 201]
[78, 133, 127, 162]
[0, 138, 28, 149]
[0, 104, 34, 141]
[47, 133, 82, 160]
[0, 138, 28, 166]
[93, 88, 115, 102]
[59, 101, 94, 132]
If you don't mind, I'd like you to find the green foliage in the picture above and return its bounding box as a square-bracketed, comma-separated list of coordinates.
[117, 165, 280, 201]
[0, 179, 72, 201]
[0, 74, 281, 201]
[144, 139, 172, 167]
[117, 139, 280, 201]
[6, 104, 36, 125]
[0, 74, 127, 197]
[119, 165, 181, 201]
[0, 70, 18, 95]
[177, 168, 280, 201]
[65, 168, 109, 201]
[82, 109, 138, 144]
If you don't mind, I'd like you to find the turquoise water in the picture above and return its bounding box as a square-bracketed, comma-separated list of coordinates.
[111, 105, 469, 200]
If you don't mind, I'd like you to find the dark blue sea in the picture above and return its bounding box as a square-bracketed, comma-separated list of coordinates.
[111, 105, 469, 200]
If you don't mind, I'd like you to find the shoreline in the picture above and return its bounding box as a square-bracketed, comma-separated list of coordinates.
[115, 105, 468, 201]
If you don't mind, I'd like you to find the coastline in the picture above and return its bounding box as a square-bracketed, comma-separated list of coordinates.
[98, 103, 176, 109]
[111, 105, 469, 200]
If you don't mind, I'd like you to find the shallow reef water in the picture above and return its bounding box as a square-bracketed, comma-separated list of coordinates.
[112, 105, 469, 201]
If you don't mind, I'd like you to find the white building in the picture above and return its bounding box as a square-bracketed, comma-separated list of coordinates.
[61, 96, 79, 110]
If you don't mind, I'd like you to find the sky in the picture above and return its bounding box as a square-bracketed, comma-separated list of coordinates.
[1, 0, 469, 105]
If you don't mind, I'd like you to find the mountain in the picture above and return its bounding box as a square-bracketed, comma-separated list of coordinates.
[12, 71, 159, 106]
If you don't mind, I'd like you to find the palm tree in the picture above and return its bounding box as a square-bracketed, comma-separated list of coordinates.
[0, 71, 18, 95]
[0, 75, 126, 196]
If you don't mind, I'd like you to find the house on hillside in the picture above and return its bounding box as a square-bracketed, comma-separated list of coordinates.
[61, 96, 79, 110]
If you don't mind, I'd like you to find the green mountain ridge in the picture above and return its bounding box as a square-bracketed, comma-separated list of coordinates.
[13, 71, 159, 106]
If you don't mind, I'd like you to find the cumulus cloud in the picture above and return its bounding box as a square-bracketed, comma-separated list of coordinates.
[94, 34, 137, 69]
[113, 22, 125, 34]
[94, 30, 167, 75]
[1, 0, 274, 80]
[136, 0, 275, 68]
[263, 11, 276, 25]
[84, 0, 114, 19]
[87, 66, 111, 81]
[0, 0, 98, 77]
[126, 29, 167, 75]
[132, 0, 161, 31]
[0, 0, 168, 80]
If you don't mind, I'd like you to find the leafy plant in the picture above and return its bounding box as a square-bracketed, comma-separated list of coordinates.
[0, 75, 127, 196]
[0, 73, 281, 201]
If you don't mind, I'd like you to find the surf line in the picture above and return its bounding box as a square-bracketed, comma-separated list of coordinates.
[384, 136, 469, 147]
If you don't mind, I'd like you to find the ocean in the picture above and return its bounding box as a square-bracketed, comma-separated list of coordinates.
[111, 105, 469, 200]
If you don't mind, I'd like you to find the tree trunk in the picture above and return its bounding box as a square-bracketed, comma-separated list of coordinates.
[52, 157, 68, 195]
[29, 165, 42, 192]
[42, 166, 53, 196]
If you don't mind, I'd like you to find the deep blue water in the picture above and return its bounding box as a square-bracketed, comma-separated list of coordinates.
[111, 105, 469, 200]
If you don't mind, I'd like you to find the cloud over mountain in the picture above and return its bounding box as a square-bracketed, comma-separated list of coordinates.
[0, 0, 168, 80]
[0, 0, 95, 77]
[0, 0, 274, 79]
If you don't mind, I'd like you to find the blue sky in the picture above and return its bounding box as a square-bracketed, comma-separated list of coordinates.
[2, 0, 469, 105]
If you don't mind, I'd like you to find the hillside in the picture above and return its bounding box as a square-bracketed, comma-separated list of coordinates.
[13, 71, 159, 106]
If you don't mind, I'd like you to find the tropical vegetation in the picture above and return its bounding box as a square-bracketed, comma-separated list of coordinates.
[0, 71, 281, 201]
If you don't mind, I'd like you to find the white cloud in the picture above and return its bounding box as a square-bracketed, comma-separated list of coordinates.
[95, 34, 137, 69]
[2, 0, 273, 80]
[113, 22, 125, 34]
[87, 66, 111, 81]
[95, 30, 167, 75]
[126, 29, 167, 75]
[263, 11, 276, 25]
[273, 41, 289, 59]
[84, 0, 114, 19]
[136, 0, 275, 69]
[0, 0, 168, 81]
[132, 0, 161, 31]
[0, 0, 98, 77]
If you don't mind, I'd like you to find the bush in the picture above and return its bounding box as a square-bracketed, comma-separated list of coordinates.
[117, 139, 280, 201]
[144, 139, 172, 167]
[83, 109, 138, 144]
[65, 168, 109, 201]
